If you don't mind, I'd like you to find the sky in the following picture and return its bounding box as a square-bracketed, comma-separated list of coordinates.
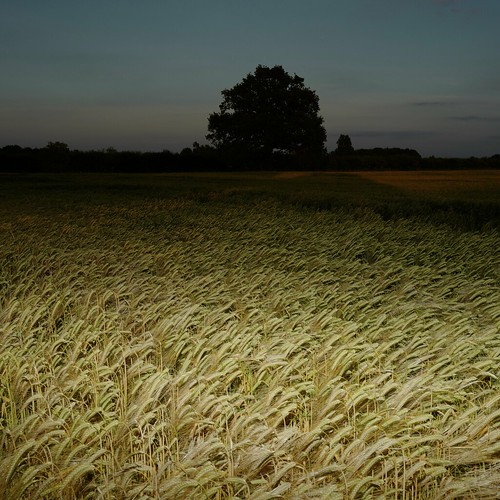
[1, 0, 499, 157]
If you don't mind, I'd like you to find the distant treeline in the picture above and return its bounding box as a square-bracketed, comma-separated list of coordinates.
[1, 143, 499, 172]
[0, 144, 223, 173]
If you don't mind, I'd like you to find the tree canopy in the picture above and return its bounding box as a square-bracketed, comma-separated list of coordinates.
[206, 65, 326, 166]
[335, 134, 354, 155]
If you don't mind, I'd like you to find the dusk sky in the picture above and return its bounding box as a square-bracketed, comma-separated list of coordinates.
[2, 0, 499, 157]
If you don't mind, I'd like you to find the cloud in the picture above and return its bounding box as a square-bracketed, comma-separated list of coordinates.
[433, 0, 459, 5]
[350, 130, 435, 139]
[431, 0, 482, 15]
[411, 100, 457, 107]
[450, 115, 500, 122]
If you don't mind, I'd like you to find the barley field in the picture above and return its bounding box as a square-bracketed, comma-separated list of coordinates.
[1, 171, 499, 498]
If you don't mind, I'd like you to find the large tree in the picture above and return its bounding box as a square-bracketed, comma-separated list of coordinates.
[207, 65, 326, 165]
[335, 134, 354, 155]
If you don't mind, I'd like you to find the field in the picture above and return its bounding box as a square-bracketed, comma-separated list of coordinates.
[1, 170, 499, 498]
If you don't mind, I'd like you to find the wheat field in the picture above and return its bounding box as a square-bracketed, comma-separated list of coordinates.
[0, 172, 499, 498]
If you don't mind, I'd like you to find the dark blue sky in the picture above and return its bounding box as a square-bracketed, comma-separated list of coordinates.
[2, 0, 499, 156]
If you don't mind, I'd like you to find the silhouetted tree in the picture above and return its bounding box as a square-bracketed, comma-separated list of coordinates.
[335, 134, 354, 154]
[42, 141, 70, 170]
[45, 141, 69, 152]
[207, 65, 326, 167]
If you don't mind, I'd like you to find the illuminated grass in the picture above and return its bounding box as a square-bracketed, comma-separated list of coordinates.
[0, 172, 499, 498]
